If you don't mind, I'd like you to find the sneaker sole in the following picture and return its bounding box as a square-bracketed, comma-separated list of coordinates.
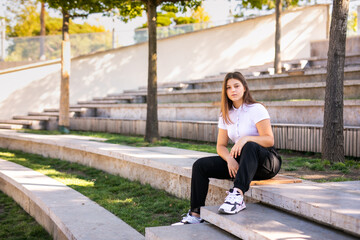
[218, 204, 246, 214]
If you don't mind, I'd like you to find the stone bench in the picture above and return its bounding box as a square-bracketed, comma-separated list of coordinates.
[0, 130, 358, 238]
[0, 159, 144, 240]
[89, 100, 360, 126]
[156, 80, 360, 103]
[136, 65, 360, 92]
[0, 130, 299, 207]
[68, 118, 360, 157]
[11, 116, 58, 130]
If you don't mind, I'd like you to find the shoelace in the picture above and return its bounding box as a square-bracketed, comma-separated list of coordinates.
[224, 191, 241, 203]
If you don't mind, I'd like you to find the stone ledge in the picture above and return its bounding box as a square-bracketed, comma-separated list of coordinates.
[0, 159, 144, 240]
[2, 130, 359, 236]
[145, 223, 238, 240]
[0, 130, 300, 206]
[201, 204, 358, 240]
[249, 181, 360, 237]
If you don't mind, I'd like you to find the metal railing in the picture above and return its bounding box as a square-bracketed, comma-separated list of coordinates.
[0, 19, 243, 65]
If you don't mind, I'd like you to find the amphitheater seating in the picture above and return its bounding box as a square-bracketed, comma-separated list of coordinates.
[0, 130, 359, 239]
[1, 54, 359, 157]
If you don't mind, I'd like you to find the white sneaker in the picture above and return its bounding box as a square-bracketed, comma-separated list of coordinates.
[218, 189, 246, 214]
[171, 211, 204, 225]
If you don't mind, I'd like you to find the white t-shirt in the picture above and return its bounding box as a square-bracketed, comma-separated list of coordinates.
[218, 103, 270, 143]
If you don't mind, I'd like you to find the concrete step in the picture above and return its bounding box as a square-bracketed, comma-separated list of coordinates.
[11, 116, 58, 130]
[156, 80, 360, 103]
[13, 115, 56, 121]
[28, 112, 59, 117]
[151, 66, 360, 91]
[0, 159, 144, 240]
[69, 117, 360, 157]
[42, 107, 93, 118]
[248, 181, 360, 237]
[92, 95, 146, 104]
[77, 100, 120, 105]
[0, 124, 24, 130]
[145, 223, 238, 240]
[43, 107, 87, 113]
[91, 100, 360, 126]
[201, 204, 358, 240]
[0, 119, 32, 126]
[93, 96, 136, 101]
[0, 130, 359, 236]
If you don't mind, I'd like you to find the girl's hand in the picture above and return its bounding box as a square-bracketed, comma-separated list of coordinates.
[227, 157, 239, 178]
[230, 137, 248, 158]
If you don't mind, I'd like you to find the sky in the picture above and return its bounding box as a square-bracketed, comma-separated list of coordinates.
[79, 0, 236, 32]
[78, 0, 360, 33]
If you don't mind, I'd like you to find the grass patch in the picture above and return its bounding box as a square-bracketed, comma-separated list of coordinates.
[16, 129, 360, 183]
[0, 191, 52, 240]
[0, 148, 189, 235]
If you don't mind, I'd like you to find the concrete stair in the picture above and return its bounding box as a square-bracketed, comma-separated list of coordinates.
[156, 80, 360, 103]
[12, 115, 58, 130]
[198, 204, 358, 240]
[0, 159, 144, 240]
[0, 123, 23, 130]
[145, 223, 238, 240]
[1, 130, 359, 239]
[0, 119, 31, 130]
[0, 130, 359, 239]
[28, 111, 60, 117]
[89, 100, 360, 126]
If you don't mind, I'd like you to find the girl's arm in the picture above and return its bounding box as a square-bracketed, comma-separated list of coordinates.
[230, 119, 274, 158]
[217, 128, 239, 178]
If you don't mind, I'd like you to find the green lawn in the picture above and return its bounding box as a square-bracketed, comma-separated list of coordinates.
[0, 191, 52, 240]
[0, 148, 189, 236]
[20, 129, 360, 178]
[1, 129, 359, 238]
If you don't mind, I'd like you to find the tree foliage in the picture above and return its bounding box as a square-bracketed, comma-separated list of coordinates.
[102, 0, 202, 142]
[137, 5, 209, 28]
[8, 5, 106, 37]
[5, 0, 108, 62]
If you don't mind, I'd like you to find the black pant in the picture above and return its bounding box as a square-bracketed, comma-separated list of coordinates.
[190, 141, 282, 214]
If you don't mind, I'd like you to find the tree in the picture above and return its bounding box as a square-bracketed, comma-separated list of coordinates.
[43, 0, 107, 133]
[241, 0, 298, 73]
[40, 1, 45, 60]
[274, 0, 282, 73]
[105, 0, 202, 143]
[322, 0, 350, 163]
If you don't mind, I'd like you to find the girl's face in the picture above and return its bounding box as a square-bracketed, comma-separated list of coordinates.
[226, 78, 245, 104]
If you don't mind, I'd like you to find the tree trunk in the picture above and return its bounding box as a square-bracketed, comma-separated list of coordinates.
[144, 0, 160, 143]
[59, 10, 70, 133]
[274, 0, 282, 74]
[322, 0, 349, 162]
[39, 2, 46, 60]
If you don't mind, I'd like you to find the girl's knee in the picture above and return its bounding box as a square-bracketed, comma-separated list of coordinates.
[192, 157, 207, 171]
[242, 141, 260, 152]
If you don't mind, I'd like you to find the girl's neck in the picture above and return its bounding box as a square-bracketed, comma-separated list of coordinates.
[233, 100, 243, 109]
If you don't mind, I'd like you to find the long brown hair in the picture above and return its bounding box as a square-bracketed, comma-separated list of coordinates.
[220, 72, 257, 124]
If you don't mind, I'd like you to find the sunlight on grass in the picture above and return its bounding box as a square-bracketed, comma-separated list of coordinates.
[0, 191, 52, 239]
[0, 148, 189, 235]
[55, 178, 95, 187]
[0, 152, 15, 157]
[109, 198, 134, 204]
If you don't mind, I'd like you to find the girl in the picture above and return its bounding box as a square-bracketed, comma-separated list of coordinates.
[173, 71, 282, 225]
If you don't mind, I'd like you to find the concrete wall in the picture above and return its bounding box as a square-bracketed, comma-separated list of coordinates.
[311, 35, 360, 58]
[0, 5, 329, 119]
